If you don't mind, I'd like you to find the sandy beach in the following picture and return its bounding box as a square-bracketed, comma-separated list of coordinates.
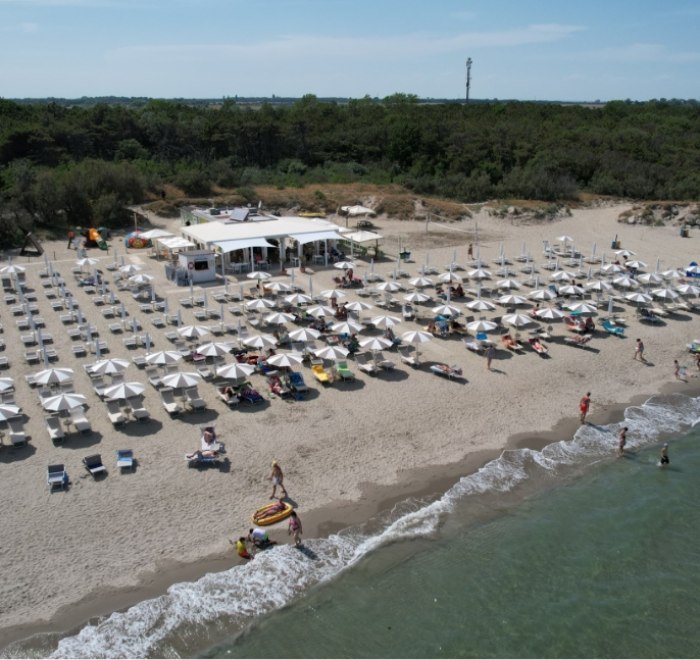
[0, 201, 698, 650]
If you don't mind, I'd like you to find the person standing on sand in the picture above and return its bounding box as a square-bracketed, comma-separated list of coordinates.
[617, 427, 628, 457]
[288, 510, 303, 547]
[270, 460, 288, 499]
[674, 360, 686, 381]
[579, 392, 591, 424]
[634, 338, 645, 362]
[67, 229, 75, 249]
[485, 344, 495, 371]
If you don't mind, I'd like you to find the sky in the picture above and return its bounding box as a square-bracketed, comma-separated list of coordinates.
[1, 0, 699, 101]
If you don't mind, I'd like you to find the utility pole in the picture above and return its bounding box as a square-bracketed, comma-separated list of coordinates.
[465, 58, 472, 103]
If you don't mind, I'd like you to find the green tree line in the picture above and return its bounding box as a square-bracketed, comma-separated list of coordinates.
[1, 94, 700, 245]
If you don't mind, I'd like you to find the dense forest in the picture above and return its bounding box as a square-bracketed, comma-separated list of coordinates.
[1, 94, 700, 245]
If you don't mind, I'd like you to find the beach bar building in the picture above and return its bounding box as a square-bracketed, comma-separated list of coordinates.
[180, 209, 346, 273]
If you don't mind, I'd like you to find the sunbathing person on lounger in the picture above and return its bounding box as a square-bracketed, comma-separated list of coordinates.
[186, 427, 220, 460]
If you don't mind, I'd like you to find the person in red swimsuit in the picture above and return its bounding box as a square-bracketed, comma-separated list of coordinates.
[579, 392, 591, 424]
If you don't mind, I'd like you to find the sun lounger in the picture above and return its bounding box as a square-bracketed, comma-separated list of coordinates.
[70, 407, 91, 433]
[160, 388, 183, 416]
[430, 363, 463, 379]
[564, 334, 593, 347]
[8, 419, 27, 446]
[131, 405, 150, 421]
[373, 351, 395, 370]
[83, 454, 107, 477]
[528, 338, 549, 356]
[288, 371, 308, 393]
[336, 360, 355, 380]
[601, 318, 625, 336]
[398, 347, 419, 367]
[312, 363, 332, 384]
[45, 415, 65, 442]
[117, 449, 135, 471]
[185, 386, 207, 411]
[48, 464, 68, 490]
[356, 352, 378, 375]
[106, 400, 127, 425]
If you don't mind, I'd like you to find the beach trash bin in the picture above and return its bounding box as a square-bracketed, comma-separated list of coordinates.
[681, 226, 689, 238]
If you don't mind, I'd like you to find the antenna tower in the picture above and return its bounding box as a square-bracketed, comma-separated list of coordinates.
[465, 58, 472, 103]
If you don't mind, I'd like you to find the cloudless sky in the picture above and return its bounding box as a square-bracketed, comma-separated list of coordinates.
[1, 0, 699, 101]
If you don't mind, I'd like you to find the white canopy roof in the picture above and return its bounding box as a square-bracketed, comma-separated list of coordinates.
[214, 238, 275, 254]
[290, 230, 344, 245]
[158, 236, 195, 249]
[343, 230, 383, 243]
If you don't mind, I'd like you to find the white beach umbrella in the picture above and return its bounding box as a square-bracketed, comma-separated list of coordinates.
[216, 362, 255, 379]
[468, 268, 492, 280]
[265, 281, 292, 293]
[246, 298, 275, 311]
[103, 381, 146, 401]
[90, 358, 130, 375]
[333, 261, 356, 271]
[535, 307, 566, 321]
[119, 264, 143, 276]
[409, 276, 434, 288]
[242, 333, 277, 349]
[550, 270, 575, 282]
[558, 285, 585, 296]
[375, 281, 404, 293]
[466, 319, 498, 333]
[359, 336, 393, 351]
[584, 280, 613, 292]
[686, 264, 700, 275]
[370, 314, 401, 329]
[313, 345, 350, 361]
[651, 287, 680, 301]
[502, 313, 534, 328]
[344, 301, 373, 312]
[0, 404, 21, 421]
[637, 272, 663, 286]
[625, 292, 653, 305]
[129, 273, 154, 286]
[625, 260, 647, 271]
[288, 327, 321, 342]
[497, 294, 528, 306]
[264, 312, 296, 326]
[160, 371, 201, 389]
[306, 305, 335, 318]
[400, 330, 433, 344]
[266, 352, 304, 368]
[0, 377, 14, 392]
[195, 342, 233, 357]
[431, 303, 461, 317]
[284, 293, 313, 306]
[614, 249, 636, 258]
[661, 269, 684, 280]
[145, 350, 183, 365]
[612, 275, 638, 289]
[178, 324, 211, 340]
[465, 298, 496, 311]
[34, 367, 74, 386]
[320, 289, 347, 300]
[331, 320, 364, 334]
[437, 271, 463, 284]
[404, 292, 432, 303]
[676, 284, 700, 297]
[556, 235, 574, 244]
[42, 392, 87, 412]
[528, 288, 557, 301]
[76, 257, 99, 270]
[0, 264, 25, 275]
[496, 278, 521, 290]
[567, 302, 598, 315]
[600, 263, 624, 275]
[247, 271, 272, 281]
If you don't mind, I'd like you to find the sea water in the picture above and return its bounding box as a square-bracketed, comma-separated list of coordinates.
[7, 393, 700, 659]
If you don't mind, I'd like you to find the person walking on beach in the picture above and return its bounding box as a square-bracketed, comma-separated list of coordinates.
[486, 344, 495, 371]
[67, 229, 75, 249]
[617, 427, 628, 457]
[673, 360, 686, 381]
[579, 392, 591, 424]
[288, 510, 303, 547]
[660, 443, 670, 467]
[269, 460, 288, 499]
[634, 338, 645, 362]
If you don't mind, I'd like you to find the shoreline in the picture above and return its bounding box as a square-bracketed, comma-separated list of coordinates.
[3, 379, 698, 652]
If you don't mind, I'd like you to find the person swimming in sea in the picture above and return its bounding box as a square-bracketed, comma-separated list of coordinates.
[660, 443, 670, 467]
